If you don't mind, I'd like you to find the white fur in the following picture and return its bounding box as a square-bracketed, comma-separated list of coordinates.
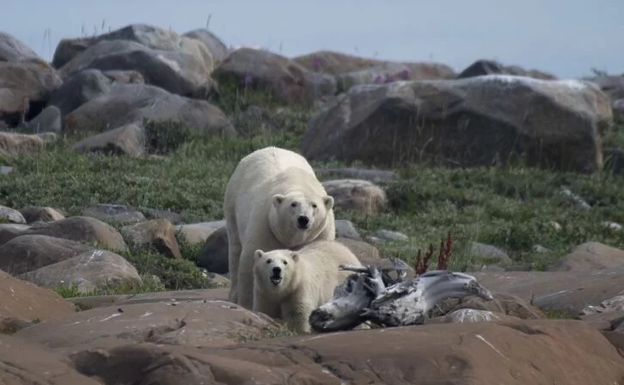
[224, 146, 336, 310]
[252, 240, 362, 333]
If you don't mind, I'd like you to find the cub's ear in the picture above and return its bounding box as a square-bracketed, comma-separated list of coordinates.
[323, 195, 334, 210]
[272, 194, 286, 208]
[290, 252, 299, 262]
[254, 249, 264, 260]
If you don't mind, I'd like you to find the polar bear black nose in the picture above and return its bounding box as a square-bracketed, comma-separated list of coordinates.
[272, 266, 282, 275]
[297, 216, 310, 228]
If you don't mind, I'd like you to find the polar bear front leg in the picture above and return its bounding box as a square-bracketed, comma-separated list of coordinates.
[282, 300, 314, 334]
[253, 289, 281, 319]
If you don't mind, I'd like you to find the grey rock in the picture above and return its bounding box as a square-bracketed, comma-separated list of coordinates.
[334, 219, 361, 240]
[468, 242, 512, 263]
[47, 69, 112, 116]
[26, 106, 62, 133]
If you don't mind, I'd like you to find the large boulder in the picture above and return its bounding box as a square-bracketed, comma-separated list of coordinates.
[457, 59, 557, 80]
[121, 218, 182, 259]
[72, 123, 146, 156]
[196, 226, 229, 273]
[53, 23, 189, 68]
[183, 28, 228, 63]
[293, 50, 457, 79]
[58, 39, 214, 98]
[333, 61, 457, 92]
[19, 249, 142, 294]
[0, 216, 128, 252]
[174, 220, 226, 246]
[63, 83, 233, 135]
[293, 50, 389, 74]
[46, 68, 113, 116]
[0, 234, 94, 275]
[321, 178, 387, 215]
[25, 105, 62, 133]
[0, 61, 62, 125]
[0, 31, 41, 62]
[550, 242, 624, 272]
[19, 206, 65, 223]
[302, 74, 613, 173]
[0, 205, 26, 223]
[212, 48, 337, 105]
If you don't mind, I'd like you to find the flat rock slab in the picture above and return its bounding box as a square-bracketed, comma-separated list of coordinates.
[473, 268, 624, 313]
[0, 335, 101, 385]
[67, 288, 229, 310]
[68, 319, 624, 385]
[13, 298, 276, 353]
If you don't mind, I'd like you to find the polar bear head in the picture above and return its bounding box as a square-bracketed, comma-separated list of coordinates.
[253, 249, 299, 295]
[269, 191, 334, 245]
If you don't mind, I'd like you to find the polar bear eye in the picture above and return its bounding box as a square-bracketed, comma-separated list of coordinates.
[283, 261, 288, 265]
[312, 204, 317, 209]
[266, 259, 272, 264]
[290, 202, 297, 207]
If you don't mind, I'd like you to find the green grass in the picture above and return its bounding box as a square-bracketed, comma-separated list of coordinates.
[604, 112, 624, 148]
[1, 98, 624, 297]
[542, 308, 580, 319]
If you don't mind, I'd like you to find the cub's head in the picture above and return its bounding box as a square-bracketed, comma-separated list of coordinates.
[253, 249, 299, 293]
[271, 191, 334, 237]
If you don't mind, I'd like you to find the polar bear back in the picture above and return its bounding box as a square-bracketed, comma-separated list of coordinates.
[230, 146, 316, 189]
[295, 240, 363, 307]
[225, 146, 329, 241]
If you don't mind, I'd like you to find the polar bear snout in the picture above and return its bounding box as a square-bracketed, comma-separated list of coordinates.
[297, 215, 310, 229]
[270, 266, 283, 285]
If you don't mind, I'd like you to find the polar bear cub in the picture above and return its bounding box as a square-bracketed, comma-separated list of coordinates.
[224, 146, 336, 310]
[252, 240, 363, 333]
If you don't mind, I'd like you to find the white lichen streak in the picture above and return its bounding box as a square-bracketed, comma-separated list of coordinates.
[156, 54, 182, 73]
[464, 74, 590, 92]
[83, 250, 103, 266]
[475, 334, 510, 361]
[99, 313, 122, 322]
[299, 331, 352, 343]
[140, 312, 153, 318]
[454, 309, 500, 322]
[538, 290, 570, 300]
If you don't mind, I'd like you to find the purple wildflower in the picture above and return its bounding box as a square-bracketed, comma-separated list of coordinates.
[385, 74, 396, 83]
[243, 74, 253, 86]
[373, 75, 383, 84]
[399, 69, 410, 79]
[312, 55, 322, 71]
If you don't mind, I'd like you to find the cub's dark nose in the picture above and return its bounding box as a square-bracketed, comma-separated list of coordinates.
[272, 266, 282, 275]
[297, 215, 310, 228]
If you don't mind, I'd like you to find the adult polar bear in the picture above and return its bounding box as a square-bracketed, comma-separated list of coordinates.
[224, 146, 336, 309]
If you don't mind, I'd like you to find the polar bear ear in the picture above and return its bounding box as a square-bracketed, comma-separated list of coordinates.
[272, 194, 286, 208]
[290, 252, 299, 262]
[254, 249, 264, 260]
[323, 195, 334, 210]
